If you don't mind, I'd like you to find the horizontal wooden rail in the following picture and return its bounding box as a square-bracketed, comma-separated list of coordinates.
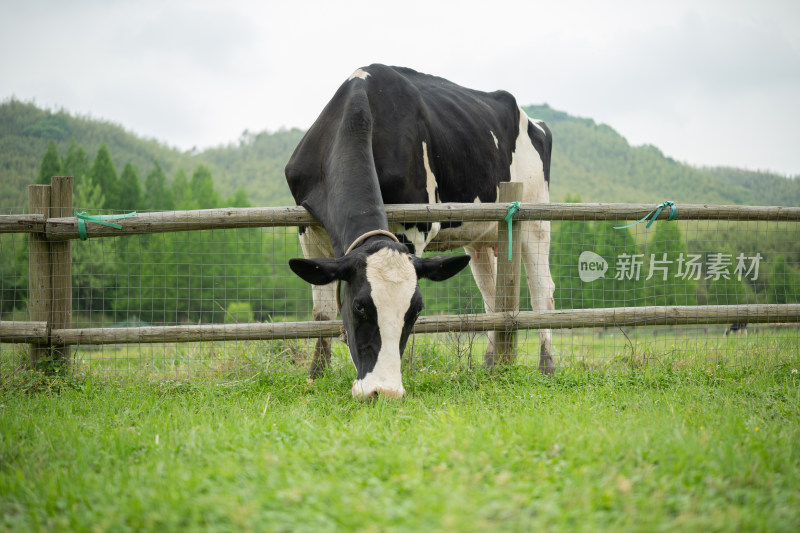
[0, 214, 46, 234]
[0, 321, 49, 343]
[386, 203, 800, 224]
[2, 203, 799, 239]
[3, 305, 798, 346]
[415, 304, 800, 332]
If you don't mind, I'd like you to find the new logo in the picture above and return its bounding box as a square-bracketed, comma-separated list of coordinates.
[578, 251, 608, 283]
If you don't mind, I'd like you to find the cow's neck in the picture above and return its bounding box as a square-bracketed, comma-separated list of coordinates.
[307, 184, 390, 257]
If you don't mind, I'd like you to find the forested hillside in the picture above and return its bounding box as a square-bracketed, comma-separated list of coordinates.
[0, 99, 301, 210]
[525, 105, 800, 206]
[2, 98, 798, 213]
[199, 128, 305, 207]
[1, 100, 187, 210]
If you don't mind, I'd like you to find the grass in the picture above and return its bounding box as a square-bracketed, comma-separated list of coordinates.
[1, 335, 799, 532]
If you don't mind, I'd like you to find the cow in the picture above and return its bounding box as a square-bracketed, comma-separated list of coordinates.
[285, 64, 555, 398]
[724, 323, 748, 336]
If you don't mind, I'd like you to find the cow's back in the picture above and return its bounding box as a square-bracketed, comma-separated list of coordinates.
[365, 65, 522, 205]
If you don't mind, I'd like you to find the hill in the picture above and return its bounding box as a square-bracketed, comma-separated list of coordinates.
[0, 99, 185, 210]
[525, 105, 800, 206]
[1, 98, 798, 212]
[0, 99, 303, 210]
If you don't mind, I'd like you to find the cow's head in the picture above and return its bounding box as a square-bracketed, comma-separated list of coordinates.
[290, 239, 469, 399]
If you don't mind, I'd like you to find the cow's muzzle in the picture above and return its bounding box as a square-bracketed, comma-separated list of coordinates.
[351, 378, 405, 399]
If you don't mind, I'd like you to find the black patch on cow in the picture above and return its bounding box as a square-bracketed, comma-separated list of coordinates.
[400, 290, 424, 356]
[345, 279, 381, 379]
[527, 120, 552, 185]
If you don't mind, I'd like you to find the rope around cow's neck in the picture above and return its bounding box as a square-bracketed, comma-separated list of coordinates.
[344, 229, 400, 255]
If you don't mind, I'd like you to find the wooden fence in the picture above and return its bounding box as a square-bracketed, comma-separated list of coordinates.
[2, 176, 800, 371]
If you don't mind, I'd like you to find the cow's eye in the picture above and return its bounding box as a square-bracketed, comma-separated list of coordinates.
[353, 301, 369, 319]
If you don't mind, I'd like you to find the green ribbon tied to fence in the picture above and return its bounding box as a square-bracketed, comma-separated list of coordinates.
[503, 201, 521, 261]
[613, 201, 677, 230]
[75, 211, 137, 241]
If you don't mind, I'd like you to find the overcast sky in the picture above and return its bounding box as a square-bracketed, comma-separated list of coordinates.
[2, 0, 799, 176]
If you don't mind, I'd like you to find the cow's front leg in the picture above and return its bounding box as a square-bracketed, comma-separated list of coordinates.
[465, 245, 499, 366]
[522, 220, 556, 375]
[299, 226, 337, 379]
[309, 282, 337, 378]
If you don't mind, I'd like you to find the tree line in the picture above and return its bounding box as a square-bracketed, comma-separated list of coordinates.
[2, 140, 311, 323]
[549, 196, 800, 311]
[36, 139, 253, 212]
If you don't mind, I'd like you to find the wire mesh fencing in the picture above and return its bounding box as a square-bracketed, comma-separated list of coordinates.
[1, 197, 800, 379]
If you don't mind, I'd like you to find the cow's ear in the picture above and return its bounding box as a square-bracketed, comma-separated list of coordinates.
[414, 255, 471, 281]
[289, 257, 351, 285]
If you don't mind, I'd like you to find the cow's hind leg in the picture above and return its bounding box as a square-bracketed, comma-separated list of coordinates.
[299, 227, 337, 379]
[465, 245, 499, 366]
[522, 220, 556, 375]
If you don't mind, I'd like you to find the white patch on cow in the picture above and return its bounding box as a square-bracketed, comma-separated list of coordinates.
[490, 131, 499, 149]
[422, 142, 439, 205]
[531, 119, 546, 136]
[390, 223, 426, 256]
[389, 142, 441, 255]
[510, 108, 547, 203]
[348, 69, 370, 81]
[351, 248, 416, 398]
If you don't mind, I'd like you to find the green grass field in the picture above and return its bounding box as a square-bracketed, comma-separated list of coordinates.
[1, 330, 799, 532]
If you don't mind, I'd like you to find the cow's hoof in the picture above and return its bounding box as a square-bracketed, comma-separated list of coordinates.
[308, 362, 326, 380]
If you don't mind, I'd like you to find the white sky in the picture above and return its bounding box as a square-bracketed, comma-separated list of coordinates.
[2, 0, 799, 176]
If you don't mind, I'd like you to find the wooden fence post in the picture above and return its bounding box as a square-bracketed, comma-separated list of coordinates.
[50, 176, 73, 369]
[493, 182, 523, 365]
[28, 184, 51, 369]
[26, 177, 73, 371]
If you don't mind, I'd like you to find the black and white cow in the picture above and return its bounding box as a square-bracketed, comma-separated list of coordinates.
[286, 64, 555, 398]
[724, 323, 748, 336]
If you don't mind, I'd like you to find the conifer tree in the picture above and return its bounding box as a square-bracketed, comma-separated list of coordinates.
[190, 164, 219, 209]
[63, 140, 90, 187]
[90, 144, 120, 210]
[119, 162, 143, 209]
[37, 140, 62, 184]
[171, 168, 196, 210]
[144, 161, 174, 211]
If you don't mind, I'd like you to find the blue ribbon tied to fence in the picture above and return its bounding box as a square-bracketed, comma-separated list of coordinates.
[613, 201, 677, 230]
[75, 211, 137, 241]
[503, 201, 521, 261]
